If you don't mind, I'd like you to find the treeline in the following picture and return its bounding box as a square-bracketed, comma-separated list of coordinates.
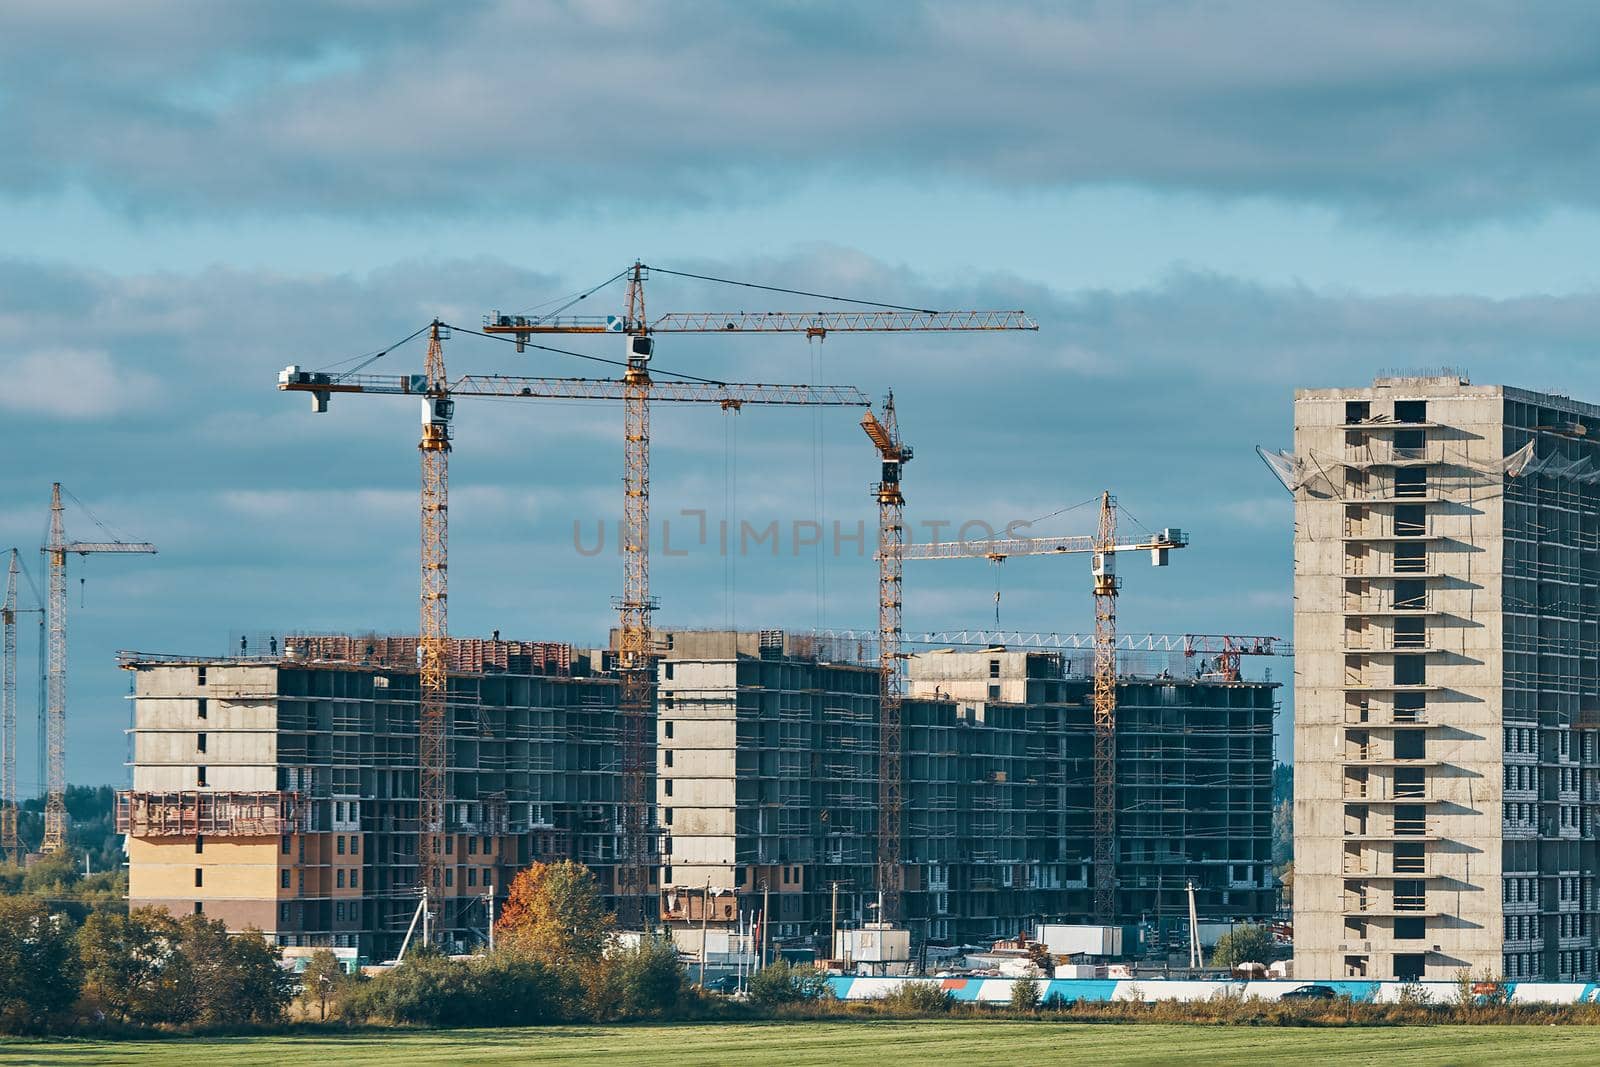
[1, 785, 129, 911]
[5, 785, 125, 872]
[0, 898, 290, 1033]
[0, 859, 725, 1035]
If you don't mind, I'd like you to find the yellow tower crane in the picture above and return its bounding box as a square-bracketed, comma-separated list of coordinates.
[899, 491, 1187, 921]
[280, 327, 871, 931]
[485, 263, 1037, 927]
[42, 483, 157, 853]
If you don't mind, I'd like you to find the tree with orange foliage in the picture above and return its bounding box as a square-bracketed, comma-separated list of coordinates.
[493, 860, 614, 965]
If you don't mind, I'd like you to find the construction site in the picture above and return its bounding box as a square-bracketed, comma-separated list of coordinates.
[4, 263, 1284, 970]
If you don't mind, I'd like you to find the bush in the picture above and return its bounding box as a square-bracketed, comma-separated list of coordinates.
[876, 980, 953, 1016]
[347, 950, 482, 1027]
[469, 951, 573, 1026]
[748, 959, 832, 1007]
[344, 948, 571, 1027]
[617, 935, 688, 1018]
[1009, 977, 1041, 1012]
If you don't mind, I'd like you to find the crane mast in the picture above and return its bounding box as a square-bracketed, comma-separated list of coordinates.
[418, 322, 451, 914]
[1, 551, 17, 863]
[41, 483, 158, 853]
[861, 396, 910, 922]
[44, 487, 67, 853]
[617, 264, 656, 925]
[1090, 492, 1119, 920]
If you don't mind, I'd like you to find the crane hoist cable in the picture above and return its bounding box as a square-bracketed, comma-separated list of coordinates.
[443, 322, 729, 385]
[643, 265, 941, 314]
[515, 266, 634, 320]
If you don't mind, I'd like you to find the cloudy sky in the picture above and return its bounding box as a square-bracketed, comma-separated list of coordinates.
[8, 0, 1600, 784]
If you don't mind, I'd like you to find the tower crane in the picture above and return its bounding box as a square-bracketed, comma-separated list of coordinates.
[899, 492, 1187, 920]
[279, 326, 871, 930]
[42, 484, 157, 853]
[485, 263, 1038, 926]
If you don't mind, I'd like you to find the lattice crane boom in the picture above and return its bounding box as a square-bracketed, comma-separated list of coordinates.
[42, 483, 156, 853]
[487, 309, 1036, 341]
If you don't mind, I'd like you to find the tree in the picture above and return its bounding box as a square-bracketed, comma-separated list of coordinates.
[495, 861, 614, 965]
[79, 906, 192, 1025]
[1209, 924, 1278, 968]
[21, 849, 80, 897]
[0, 898, 81, 1032]
[177, 914, 293, 1024]
[301, 948, 346, 1020]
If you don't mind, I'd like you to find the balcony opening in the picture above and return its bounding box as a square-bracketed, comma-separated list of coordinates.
[1393, 541, 1426, 573]
[1394, 503, 1427, 537]
[1346, 400, 1371, 424]
[1394, 429, 1425, 454]
[1394, 804, 1427, 836]
[1394, 952, 1427, 981]
[1394, 879, 1427, 912]
[1394, 579, 1428, 611]
[1394, 767, 1426, 799]
[1394, 730, 1426, 761]
[1395, 466, 1428, 498]
[1394, 842, 1425, 874]
[1394, 400, 1427, 424]
[1394, 656, 1427, 688]
[1393, 616, 1426, 650]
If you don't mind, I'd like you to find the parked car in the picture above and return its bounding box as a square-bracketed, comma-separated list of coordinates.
[1279, 983, 1338, 1000]
[703, 975, 741, 994]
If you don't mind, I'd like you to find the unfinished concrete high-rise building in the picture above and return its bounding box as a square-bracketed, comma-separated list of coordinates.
[1294, 375, 1600, 982]
[656, 631, 1277, 950]
[119, 627, 1277, 960]
[118, 635, 649, 959]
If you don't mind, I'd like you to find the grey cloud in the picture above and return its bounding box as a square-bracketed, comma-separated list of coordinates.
[8, 246, 1600, 783]
[3, 1, 1600, 220]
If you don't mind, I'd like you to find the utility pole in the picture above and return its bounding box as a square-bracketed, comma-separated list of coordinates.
[699, 877, 712, 989]
[760, 878, 770, 970]
[421, 884, 432, 950]
[485, 887, 496, 953]
[830, 881, 840, 966]
[1187, 880, 1202, 970]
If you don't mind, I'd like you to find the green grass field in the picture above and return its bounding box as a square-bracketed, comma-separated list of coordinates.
[4, 1020, 1600, 1067]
